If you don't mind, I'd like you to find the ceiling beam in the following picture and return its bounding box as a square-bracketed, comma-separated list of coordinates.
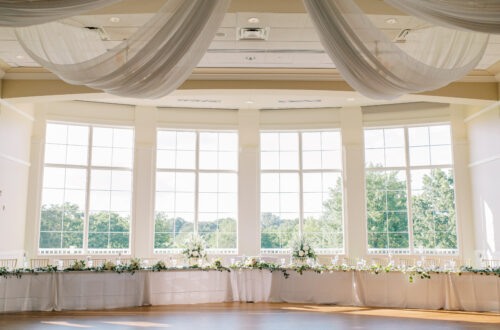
[87, 0, 406, 15]
[2, 78, 497, 103]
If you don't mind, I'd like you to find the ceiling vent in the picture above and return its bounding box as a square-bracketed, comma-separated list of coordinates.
[394, 29, 411, 43]
[84, 26, 110, 41]
[238, 27, 269, 40]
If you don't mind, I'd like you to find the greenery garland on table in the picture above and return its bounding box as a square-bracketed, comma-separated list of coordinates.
[1, 260, 499, 282]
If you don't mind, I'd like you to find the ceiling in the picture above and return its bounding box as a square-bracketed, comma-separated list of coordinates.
[1, 12, 500, 70]
[0, 0, 498, 110]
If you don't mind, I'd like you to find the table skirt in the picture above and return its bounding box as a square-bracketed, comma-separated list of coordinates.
[1, 270, 499, 313]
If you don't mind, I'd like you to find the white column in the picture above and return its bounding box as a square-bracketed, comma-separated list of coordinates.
[450, 104, 476, 265]
[238, 108, 260, 256]
[132, 106, 157, 258]
[340, 106, 366, 259]
[24, 103, 46, 258]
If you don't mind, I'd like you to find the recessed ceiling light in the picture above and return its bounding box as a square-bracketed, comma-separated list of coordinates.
[16, 55, 24, 59]
[347, 97, 355, 101]
[245, 56, 256, 61]
[245, 100, 254, 104]
[248, 17, 260, 23]
[110, 17, 120, 23]
[385, 18, 398, 24]
[215, 32, 227, 37]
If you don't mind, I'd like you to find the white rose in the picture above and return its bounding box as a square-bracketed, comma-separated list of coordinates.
[192, 251, 199, 257]
[305, 246, 309, 252]
[298, 250, 304, 257]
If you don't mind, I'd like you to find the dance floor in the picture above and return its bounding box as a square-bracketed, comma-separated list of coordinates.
[1, 303, 499, 329]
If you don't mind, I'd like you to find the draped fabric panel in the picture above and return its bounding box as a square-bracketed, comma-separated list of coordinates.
[303, 0, 488, 100]
[0, 0, 119, 27]
[385, 0, 500, 34]
[15, 0, 230, 99]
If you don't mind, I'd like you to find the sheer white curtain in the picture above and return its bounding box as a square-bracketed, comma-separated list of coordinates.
[303, 0, 488, 99]
[385, 0, 500, 34]
[0, 0, 119, 27]
[15, 0, 230, 99]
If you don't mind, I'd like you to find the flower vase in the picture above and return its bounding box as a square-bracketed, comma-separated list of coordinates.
[294, 257, 308, 266]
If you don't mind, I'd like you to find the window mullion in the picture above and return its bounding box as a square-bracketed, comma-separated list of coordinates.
[83, 126, 93, 255]
[404, 127, 414, 254]
[298, 132, 304, 235]
[194, 131, 200, 234]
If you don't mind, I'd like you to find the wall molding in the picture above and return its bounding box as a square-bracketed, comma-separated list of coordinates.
[468, 153, 500, 168]
[0, 151, 31, 167]
[0, 98, 34, 121]
[464, 101, 500, 123]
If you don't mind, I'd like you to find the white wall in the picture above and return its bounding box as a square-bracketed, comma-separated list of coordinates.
[466, 103, 500, 261]
[0, 101, 33, 261]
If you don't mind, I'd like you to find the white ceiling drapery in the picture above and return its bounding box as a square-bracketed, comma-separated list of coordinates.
[15, 0, 231, 99]
[303, 0, 489, 99]
[0, 0, 119, 27]
[385, 0, 500, 34]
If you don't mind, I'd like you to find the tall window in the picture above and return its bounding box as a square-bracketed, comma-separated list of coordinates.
[154, 130, 238, 253]
[364, 124, 457, 255]
[40, 123, 134, 254]
[260, 131, 343, 254]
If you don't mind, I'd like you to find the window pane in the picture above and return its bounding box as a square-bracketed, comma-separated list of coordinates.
[155, 130, 238, 252]
[411, 168, 457, 251]
[260, 130, 343, 253]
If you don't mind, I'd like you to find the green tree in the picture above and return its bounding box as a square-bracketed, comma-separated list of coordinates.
[412, 169, 457, 250]
[39, 203, 130, 250]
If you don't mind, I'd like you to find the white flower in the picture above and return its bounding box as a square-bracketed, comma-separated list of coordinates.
[304, 246, 309, 252]
[192, 251, 199, 257]
[298, 250, 304, 257]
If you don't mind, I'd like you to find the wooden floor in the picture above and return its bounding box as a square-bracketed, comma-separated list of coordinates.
[1, 303, 499, 329]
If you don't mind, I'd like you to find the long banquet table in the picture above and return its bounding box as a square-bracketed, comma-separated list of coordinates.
[1, 269, 499, 313]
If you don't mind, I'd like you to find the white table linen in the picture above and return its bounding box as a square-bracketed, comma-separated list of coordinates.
[0, 273, 55, 312]
[1, 270, 499, 313]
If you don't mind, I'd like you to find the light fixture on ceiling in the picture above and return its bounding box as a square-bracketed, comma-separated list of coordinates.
[385, 18, 398, 24]
[16, 55, 24, 59]
[347, 97, 355, 101]
[215, 32, 227, 37]
[109, 17, 120, 23]
[245, 100, 254, 104]
[245, 55, 256, 61]
[248, 17, 260, 23]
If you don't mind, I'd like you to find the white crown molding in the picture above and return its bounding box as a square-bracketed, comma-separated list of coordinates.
[0, 151, 31, 167]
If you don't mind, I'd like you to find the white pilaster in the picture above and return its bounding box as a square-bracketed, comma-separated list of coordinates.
[132, 106, 157, 257]
[238, 108, 260, 256]
[340, 106, 366, 259]
[24, 104, 46, 257]
[450, 104, 476, 265]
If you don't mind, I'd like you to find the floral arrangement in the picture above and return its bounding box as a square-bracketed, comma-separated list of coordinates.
[128, 258, 141, 271]
[291, 236, 316, 260]
[103, 261, 115, 271]
[181, 234, 206, 261]
[152, 260, 167, 271]
[66, 260, 85, 271]
[244, 256, 260, 267]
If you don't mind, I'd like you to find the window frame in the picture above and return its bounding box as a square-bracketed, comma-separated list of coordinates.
[364, 123, 459, 256]
[38, 121, 135, 256]
[153, 129, 239, 255]
[260, 129, 344, 255]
